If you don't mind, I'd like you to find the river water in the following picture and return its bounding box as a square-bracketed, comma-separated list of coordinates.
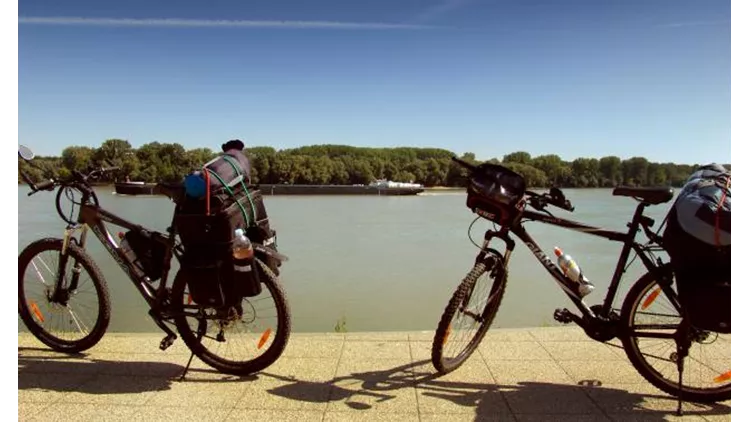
[18, 186, 675, 333]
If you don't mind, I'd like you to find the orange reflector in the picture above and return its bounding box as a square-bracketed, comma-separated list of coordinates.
[187, 294, 193, 305]
[258, 329, 272, 349]
[442, 325, 451, 346]
[642, 287, 662, 310]
[30, 302, 45, 323]
[714, 371, 731, 383]
[117, 232, 125, 239]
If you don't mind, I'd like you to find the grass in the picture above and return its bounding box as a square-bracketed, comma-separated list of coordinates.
[333, 315, 348, 333]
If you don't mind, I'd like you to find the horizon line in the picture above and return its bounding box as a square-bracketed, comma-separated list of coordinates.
[18, 16, 442, 30]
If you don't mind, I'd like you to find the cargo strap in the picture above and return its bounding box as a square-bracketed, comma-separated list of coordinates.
[202, 154, 257, 227]
[714, 175, 730, 246]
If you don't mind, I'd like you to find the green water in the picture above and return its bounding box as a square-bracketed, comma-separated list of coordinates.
[18, 186, 675, 333]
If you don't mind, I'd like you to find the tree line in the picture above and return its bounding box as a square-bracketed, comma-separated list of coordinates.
[18, 139, 728, 188]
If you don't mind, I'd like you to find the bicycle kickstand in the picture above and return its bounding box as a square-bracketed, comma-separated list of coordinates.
[180, 352, 196, 381]
[179, 325, 207, 381]
[674, 338, 689, 416]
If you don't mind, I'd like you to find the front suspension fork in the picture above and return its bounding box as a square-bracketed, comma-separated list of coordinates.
[462, 229, 516, 318]
[51, 226, 87, 303]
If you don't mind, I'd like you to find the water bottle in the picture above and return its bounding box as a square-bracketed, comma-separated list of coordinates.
[232, 228, 263, 297]
[232, 228, 254, 272]
[554, 247, 595, 297]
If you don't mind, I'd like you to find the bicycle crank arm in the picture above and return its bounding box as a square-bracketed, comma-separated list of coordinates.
[147, 309, 177, 350]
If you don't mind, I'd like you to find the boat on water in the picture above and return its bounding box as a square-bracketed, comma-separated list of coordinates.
[259, 180, 424, 196]
[114, 179, 425, 196]
[114, 181, 157, 196]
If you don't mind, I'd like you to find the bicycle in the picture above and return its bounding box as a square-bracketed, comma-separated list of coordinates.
[431, 157, 730, 412]
[17, 145, 292, 377]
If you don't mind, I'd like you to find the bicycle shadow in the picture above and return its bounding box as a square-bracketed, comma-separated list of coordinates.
[18, 348, 258, 395]
[261, 359, 732, 420]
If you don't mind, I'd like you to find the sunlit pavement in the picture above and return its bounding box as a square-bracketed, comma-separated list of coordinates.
[19, 327, 731, 421]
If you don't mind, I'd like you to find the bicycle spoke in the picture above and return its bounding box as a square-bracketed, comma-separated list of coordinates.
[67, 306, 91, 335]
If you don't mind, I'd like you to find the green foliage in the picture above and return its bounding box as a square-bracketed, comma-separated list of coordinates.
[18, 140, 712, 188]
[334, 315, 348, 333]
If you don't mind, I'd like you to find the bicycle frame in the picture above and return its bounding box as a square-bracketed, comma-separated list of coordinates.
[60, 195, 180, 312]
[481, 199, 679, 326]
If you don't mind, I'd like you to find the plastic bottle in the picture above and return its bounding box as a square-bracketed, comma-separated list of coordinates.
[554, 247, 595, 297]
[232, 228, 254, 272]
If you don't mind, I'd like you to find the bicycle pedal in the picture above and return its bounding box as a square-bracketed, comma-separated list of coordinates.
[159, 334, 177, 351]
[553, 308, 574, 324]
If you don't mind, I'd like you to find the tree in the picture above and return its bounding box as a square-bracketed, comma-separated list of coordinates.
[503, 151, 532, 165]
[532, 154, 565, 186]
[93, 139, 139, 181]
[571, 158, 600, 187]
[621, 157, 649, 186]
[599, 156, 622, 187]
[23, 140, 711, 190]
[61, 146, 95, 173]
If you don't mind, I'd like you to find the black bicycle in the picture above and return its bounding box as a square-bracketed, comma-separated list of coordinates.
[431, 157, 730, 407]
[17, 145, 291, 376]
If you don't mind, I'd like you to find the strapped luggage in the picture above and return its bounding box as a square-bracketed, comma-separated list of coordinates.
[662, 163, 731, 333]
[174, 149, 277, 306]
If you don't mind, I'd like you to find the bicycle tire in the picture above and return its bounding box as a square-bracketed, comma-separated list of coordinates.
[18, 238, 111, 353]
[171, 259, 291, 376]
[620, 272, 731, 403]
[432, 256, 508, 374]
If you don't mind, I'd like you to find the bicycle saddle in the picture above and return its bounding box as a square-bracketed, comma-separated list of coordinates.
[155, 182, 186, 203]
[612, 186, 674, 205]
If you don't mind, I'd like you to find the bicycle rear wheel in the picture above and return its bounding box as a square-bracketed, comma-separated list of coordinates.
[18, 238, 111, 353]
[432, 256, 508, 374]
[171, 259, 291, 376]
[620, 272, 730, 403]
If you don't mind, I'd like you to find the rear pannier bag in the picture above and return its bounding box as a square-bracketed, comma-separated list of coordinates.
[662, 163, 731, 333]
[174, 247, 262, 307]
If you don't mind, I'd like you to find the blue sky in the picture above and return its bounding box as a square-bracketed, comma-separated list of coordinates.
[18, 0, 731, 164]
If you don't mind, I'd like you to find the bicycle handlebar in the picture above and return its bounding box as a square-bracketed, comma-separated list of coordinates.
[25, 166, 121, 197]
[450, 156, 575, 213]
[526, 189, 575, 212]
[451, 156, 478, 171]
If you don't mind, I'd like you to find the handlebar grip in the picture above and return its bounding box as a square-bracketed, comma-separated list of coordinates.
[35, 179, 55, 191]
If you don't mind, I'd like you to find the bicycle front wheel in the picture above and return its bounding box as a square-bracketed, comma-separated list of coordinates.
[432, 256, 508, 374]
[18, 238, 111, 353]
[620, 272, 731, 403]
[172, 259, 291, 376]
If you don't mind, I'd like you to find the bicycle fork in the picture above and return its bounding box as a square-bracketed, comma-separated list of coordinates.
[462, 230, 515, 322]
[50, 228, 84, 305]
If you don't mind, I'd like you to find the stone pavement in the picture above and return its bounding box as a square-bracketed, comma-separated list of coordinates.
[18, 327, 731, 421]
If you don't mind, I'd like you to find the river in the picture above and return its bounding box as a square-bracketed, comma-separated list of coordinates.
[18, 186, 675, 333]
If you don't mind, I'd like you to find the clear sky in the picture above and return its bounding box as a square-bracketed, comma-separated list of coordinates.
[18, 0, 731, 164]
